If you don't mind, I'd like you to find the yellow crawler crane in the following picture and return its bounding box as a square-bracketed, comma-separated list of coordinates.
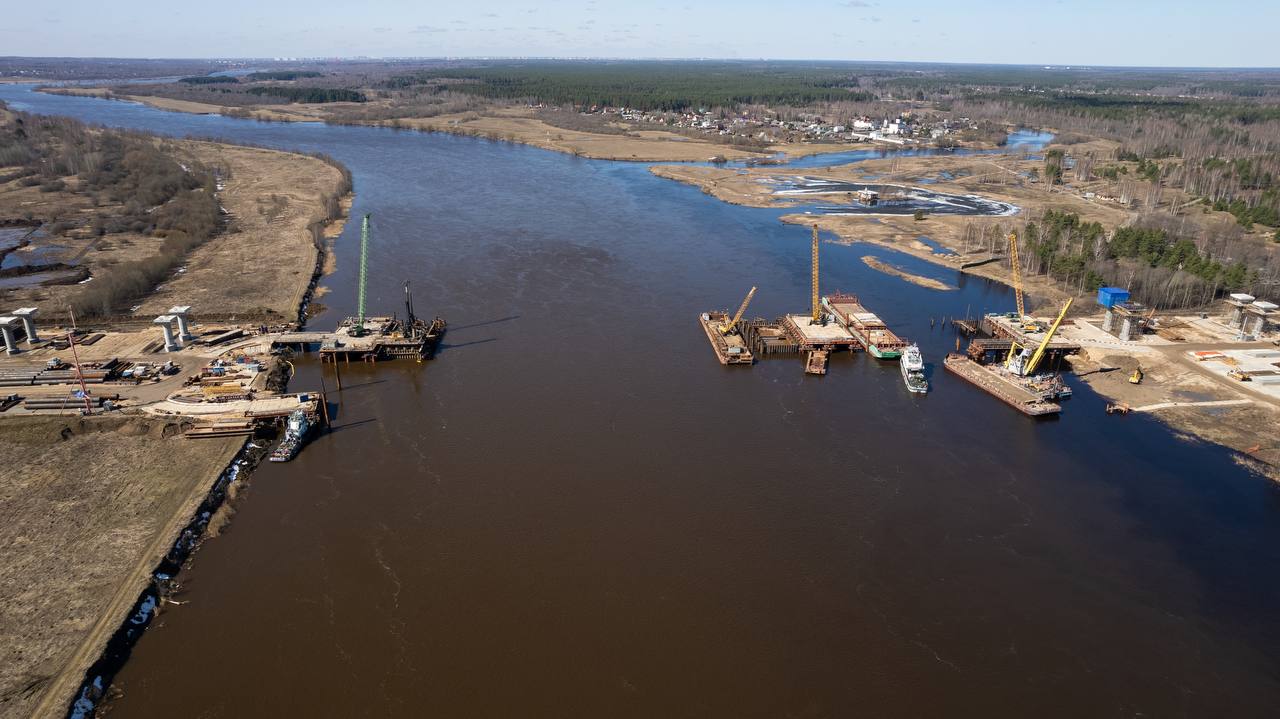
[1006, 297, 1074, 376]
[1007, 231, 1037, 331]
[810, 224, 821, 324]
[1008, 229, 1029, 318]
[720, 286, 757, 335]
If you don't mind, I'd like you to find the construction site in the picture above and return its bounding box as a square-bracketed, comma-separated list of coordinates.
[0, 210, 450, 718]
[0, 214, 445, 445]
[700, 225, 913, 376]
[943, 232, 1081, 417]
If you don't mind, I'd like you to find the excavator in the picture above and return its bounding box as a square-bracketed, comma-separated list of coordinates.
[1006, 297, 1074, 376]
[720, 286, 757, 335]
[1129, 365, 1144, 384]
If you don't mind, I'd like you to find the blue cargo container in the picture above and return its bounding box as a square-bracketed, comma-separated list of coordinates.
[1097, 287, 1130, 308]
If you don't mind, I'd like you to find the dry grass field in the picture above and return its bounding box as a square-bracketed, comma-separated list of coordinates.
[0, 416, 242, 719]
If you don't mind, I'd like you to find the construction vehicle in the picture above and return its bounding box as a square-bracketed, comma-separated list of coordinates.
[1005, 298, 1073, 376]
[1007, 231, 1038, 331]
[720, 286, 757, 335]
[1129, 365, 1144, 384]
[1228, 368, 1252, 382]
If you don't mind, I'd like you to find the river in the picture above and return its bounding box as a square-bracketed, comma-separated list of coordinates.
[3, 85, 1279, 717]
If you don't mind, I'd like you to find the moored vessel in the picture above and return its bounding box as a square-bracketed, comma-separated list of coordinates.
[269, 409, 314, 462]
[822, 292, 908, 359]
[943, 353, 1060, 417]
[900, 344, 928, 393]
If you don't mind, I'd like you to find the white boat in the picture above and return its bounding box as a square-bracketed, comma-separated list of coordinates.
[900, 344, 928, 393]
[269, 409, 313, 462]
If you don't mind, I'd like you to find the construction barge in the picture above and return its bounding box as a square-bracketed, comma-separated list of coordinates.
[823, 292, 908, 359]
[699, 310, 754, 365]
[944, 353, 1061, 417]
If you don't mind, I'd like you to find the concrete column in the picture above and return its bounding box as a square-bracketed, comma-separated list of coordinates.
[13, 307, 38, 343]
[1119, 317, 1136, 342]
[1251, 315, 1268, 337]
[169, 306, 194, 340]
[0, 318, 19, 355]
[1230, 306, 1244, 327]
[155, 315, 179, 352]
[1102, 309, 1115, 333]
[174, 314, 193, 340]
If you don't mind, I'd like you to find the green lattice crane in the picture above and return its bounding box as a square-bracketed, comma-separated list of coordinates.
[354, 213, 371, 335]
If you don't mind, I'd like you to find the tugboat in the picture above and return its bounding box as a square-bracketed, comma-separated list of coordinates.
[269, 409, 313, 462]
[900, 344, 928, 393]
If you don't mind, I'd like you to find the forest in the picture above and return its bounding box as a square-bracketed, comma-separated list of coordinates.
[178, 75, 239, 85]
[243, 86, 366, 103]
[393, 61, 874, 111]
[246, 70, 324, 81]
[1013, 209, 1262, 309]
[0, 109, 223, 316]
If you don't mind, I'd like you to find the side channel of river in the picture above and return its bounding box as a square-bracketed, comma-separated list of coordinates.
[3, 85, 1278, 717]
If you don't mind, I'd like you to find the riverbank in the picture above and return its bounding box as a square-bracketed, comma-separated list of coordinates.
[654, 148, 1280, 480]
[0, 122, 352, 717]
[861, 256, 954, 290]
[131, 141, 351, 323]
[36, 88, 950, 164]
[652, 152, 1127, 309]
[0, 111, 352, 325]
[1061, 338, 1280, 480]
[0, 416, 244, 719]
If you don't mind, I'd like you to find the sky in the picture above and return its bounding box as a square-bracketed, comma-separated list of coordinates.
[5, 0, 1277, 68]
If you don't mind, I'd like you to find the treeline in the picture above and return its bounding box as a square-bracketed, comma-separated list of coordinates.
[179, 75, 239, 85]
[1012, 210, 1267, 309]
[244, 86, 366, 103]
[952, 93, 1280, 233]
[247, 71, 323, 81]
[393, 62, 872, 112]
[0, 110, 224, 316]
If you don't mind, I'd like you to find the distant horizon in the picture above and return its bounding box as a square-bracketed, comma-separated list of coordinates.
[4, 56, 1280, 73]
[4, 0, 1277, 68]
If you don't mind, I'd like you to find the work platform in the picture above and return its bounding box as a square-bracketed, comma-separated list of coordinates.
[779, 314, 860, 351]
[980, 314, 1080, 366]
[271, 315, 445, 362]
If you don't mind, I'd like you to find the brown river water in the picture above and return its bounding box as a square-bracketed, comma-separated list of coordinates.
[2, 86, 1278, 717]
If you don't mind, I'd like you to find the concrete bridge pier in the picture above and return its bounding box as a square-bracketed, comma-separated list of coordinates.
[0, 317, 20, 355]
[12, 307, 38, 344]
[169, 305, 194, 341]
[154, 315, 180, 352]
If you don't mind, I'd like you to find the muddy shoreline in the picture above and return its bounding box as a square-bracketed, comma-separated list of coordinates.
[35, 171, 352, 719]
[62, 440, 266, 717]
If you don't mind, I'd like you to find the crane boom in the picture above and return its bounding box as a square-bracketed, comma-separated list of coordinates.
[1005, 297, 1073, 375]
[811, 225, 821, 324]
[1024, 297, 1073, 375]
[1008, 231, 1026, 320]
[721, 286, 757, 335]
[356, 213, 371, 332]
